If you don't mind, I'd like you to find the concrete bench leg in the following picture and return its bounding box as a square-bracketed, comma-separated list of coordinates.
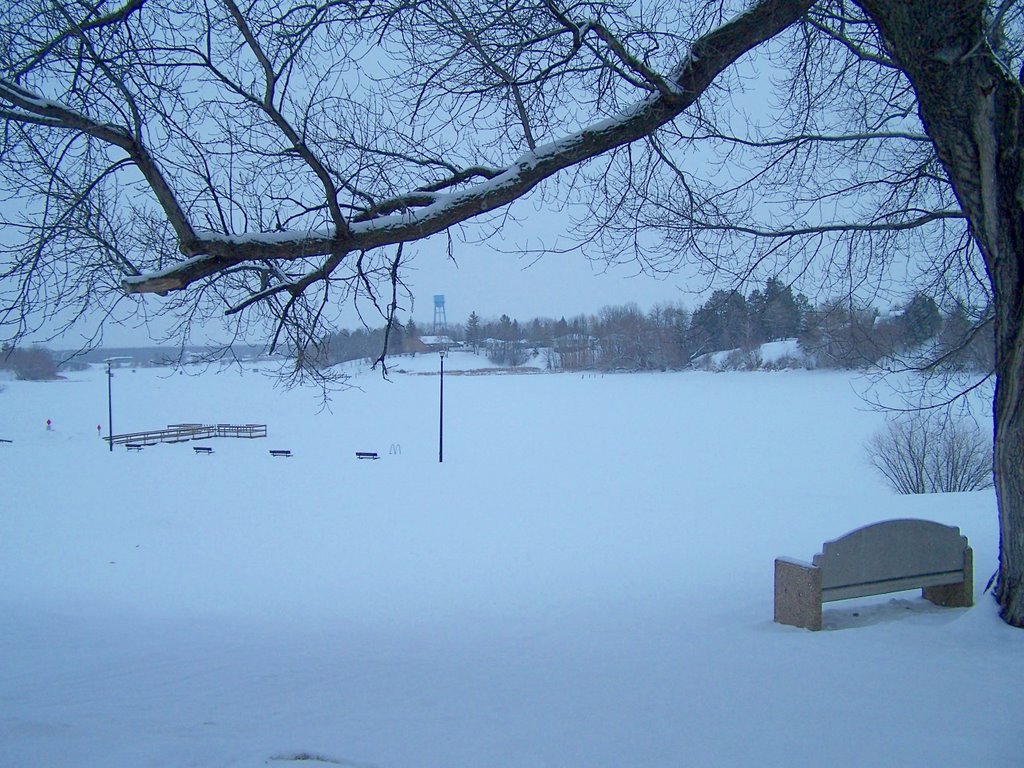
[774, 558, 823, 631]
[923, 546, 974, 607]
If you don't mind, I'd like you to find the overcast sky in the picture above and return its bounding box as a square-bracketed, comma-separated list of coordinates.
[18, 45, 922, 352]
[88, 250, 692, 348]
[402, 252, 686, 330]
[8, 39, 786, 351]
[70, 199, 701, 348]
[394, 208, 695, 330]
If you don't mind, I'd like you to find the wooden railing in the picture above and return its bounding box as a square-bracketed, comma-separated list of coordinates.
[212, 423, 267, 439]
[107, 423, 267, 446]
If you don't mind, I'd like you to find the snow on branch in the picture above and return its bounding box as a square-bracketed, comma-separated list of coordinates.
[0, 77, 198, 251]
[112, 0, 817, 296]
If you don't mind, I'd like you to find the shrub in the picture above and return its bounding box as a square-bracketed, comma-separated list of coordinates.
[0, 347, 60, 380]
[867, 414, 994, 494]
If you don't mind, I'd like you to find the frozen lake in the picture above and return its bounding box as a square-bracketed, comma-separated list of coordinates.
[1, 358, 1020, 766]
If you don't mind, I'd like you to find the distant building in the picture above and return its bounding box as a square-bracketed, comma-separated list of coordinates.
[418, 335, 457, 352]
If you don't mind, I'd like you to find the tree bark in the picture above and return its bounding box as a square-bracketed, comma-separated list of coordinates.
[856, 0, 1024, 625]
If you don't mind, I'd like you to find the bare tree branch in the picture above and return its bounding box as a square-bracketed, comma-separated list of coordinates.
[111, 0, 814, 294]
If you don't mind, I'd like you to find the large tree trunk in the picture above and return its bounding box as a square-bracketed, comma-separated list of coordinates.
[992, 283, 1024, 624]
[856, 0, 1024, 625]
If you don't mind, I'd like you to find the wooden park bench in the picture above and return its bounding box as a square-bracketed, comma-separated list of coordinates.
[356, 451, 379, 460]
[125, 443, 144, 451]
[269, 449, 292, 458]
[774, 519, 973, 631]
[193, 446, 214, 455]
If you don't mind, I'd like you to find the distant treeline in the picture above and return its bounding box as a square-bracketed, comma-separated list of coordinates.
[317, 278, 993, 374]
[0, 343, 275, 381]
[5, 281, 990, 381]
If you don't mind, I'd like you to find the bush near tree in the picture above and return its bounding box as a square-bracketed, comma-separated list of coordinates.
[868, 414, 994, 495]
[0, 346, 59, 381]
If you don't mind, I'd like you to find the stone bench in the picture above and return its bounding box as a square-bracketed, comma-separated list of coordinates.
[774, 519, 973, 631]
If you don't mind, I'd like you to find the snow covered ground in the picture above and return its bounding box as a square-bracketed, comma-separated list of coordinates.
[1, 357, 1020, 767]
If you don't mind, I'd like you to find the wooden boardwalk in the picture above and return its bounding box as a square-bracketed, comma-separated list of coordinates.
[106, 423, 267, 447]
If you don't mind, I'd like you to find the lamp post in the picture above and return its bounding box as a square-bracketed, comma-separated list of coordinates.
[104, 357, 131, 452]
[107, 360, 114, 452]
[438, 347, 446, 463]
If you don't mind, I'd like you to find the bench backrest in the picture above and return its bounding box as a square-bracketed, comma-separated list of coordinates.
[812, 519, 969, 602]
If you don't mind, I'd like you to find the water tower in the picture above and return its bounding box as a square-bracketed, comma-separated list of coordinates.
[433, 294, 447, 333]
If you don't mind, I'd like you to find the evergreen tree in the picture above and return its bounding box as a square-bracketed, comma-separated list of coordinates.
[754, 277, 802, 342]
[387, 320, 404, 358]
[466, 311, 481, 352]
[553, 317, 570, 339]
[404, 318, 419, 353]
[691, 290, 752, 353]
[899, 293, 942, 348]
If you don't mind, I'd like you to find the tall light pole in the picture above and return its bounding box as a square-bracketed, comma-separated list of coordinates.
[438, 347, 446, 463]
[104, 357, 131, 452]
[107, 360, 114, 452]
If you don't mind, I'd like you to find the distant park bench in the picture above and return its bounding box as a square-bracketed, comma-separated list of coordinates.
[774, 519, 973, 631]
[356, 451, 379, 460]
[269, 449, 292, 458]
[125, 443, 144, 451]
[193, 446, 214, 455]
[0, 438, 12, 444]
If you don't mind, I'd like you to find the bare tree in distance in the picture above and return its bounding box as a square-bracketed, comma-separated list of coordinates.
[3, 0, 1024, 625]
[868, 413, 994, 496]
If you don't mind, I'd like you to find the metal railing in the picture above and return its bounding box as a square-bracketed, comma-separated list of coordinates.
[107, 423, 267, 447]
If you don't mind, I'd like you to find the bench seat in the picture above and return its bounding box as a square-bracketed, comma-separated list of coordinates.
[775, 519, 972, 630]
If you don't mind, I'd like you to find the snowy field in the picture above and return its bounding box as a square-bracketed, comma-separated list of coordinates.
[1, 354, 1021, 767]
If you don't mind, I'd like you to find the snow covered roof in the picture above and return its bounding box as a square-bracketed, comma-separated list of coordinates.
[419, 335, 455, 346]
